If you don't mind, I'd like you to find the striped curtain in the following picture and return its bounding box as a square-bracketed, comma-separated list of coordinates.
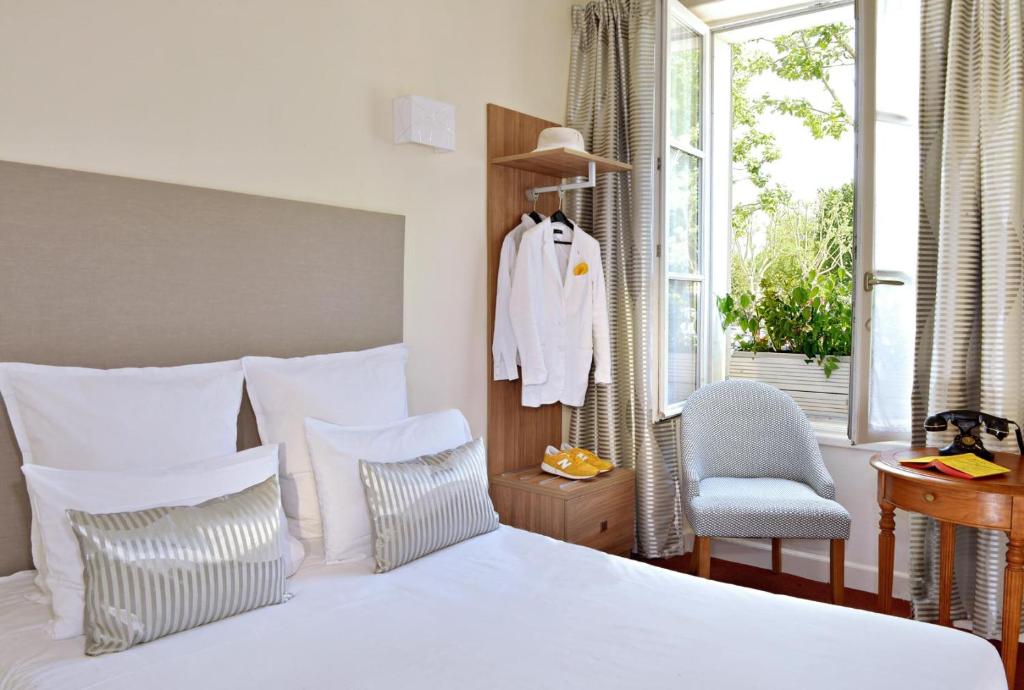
[565, 0, 686, 558]
[910, 0, 1024, 639]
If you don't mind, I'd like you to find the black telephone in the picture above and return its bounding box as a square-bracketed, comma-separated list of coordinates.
[924, 410, 1024, 460]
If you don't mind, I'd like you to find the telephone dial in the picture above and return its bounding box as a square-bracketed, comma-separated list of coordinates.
[924, 410, 1024, 460]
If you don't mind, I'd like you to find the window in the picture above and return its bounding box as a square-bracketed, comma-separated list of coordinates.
[849, 0, 921, 441]
[655, 0, 920, 439]
[656, 2, 710, 417]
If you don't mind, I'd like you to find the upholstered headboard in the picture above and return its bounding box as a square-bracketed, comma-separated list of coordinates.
[0, 161, 404, 575]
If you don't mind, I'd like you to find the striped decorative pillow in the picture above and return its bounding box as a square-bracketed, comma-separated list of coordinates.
[67, 476, 288, 655]
[359, 437, 498, 573]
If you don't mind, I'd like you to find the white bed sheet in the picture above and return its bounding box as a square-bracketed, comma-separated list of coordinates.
[0, 526, 1006, 690]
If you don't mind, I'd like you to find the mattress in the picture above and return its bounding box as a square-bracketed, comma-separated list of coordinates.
[0, 526, 1006, 690]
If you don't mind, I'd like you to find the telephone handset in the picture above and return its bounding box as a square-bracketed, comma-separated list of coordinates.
[924, 410, 1024, 460]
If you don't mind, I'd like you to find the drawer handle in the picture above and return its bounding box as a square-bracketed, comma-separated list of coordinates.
[600, 520, 609, 533]
[924, 493, 936, 503]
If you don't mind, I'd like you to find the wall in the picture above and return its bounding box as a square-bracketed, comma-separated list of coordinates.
[0, 0, 578, 438]
[710, 438, 913, 599]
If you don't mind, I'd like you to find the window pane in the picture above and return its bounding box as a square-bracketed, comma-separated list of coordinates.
[875, 0, 920, 118]
[667, 149, 700, 275]
[667, 279, 700, 405]
[867, 0, 920, 436]
[669, 18, 701, 149]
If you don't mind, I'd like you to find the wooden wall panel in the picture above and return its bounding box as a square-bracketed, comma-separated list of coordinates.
[486, 104, 563, 476]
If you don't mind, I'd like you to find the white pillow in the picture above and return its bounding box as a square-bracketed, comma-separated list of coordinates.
[21, 444, 303, 640]
[0, 359, 245, 595]
[242, 344, 409, 541]
[305, 409, 472, 563]
[0, 360, 244, 470]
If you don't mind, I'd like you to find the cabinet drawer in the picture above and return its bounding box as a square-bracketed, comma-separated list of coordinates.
[888, 478, 1012, 530]
[491, 484, 565, 540]
[565, 482, 635, 555]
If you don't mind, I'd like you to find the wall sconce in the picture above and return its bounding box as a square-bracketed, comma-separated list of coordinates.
[393, 95, 455, 152]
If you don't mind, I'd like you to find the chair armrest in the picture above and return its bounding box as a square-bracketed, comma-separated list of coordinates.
[679, 440, 704, 498]
[803, 464, 837, 499]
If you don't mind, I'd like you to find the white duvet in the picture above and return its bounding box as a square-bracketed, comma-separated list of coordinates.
[0, 526, 1005, 690]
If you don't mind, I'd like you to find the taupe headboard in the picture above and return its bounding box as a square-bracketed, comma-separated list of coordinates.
[0, 161, 404, 574]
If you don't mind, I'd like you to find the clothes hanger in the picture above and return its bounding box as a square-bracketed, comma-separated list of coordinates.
[528, 194, 543, 224]
[552, 190, 573, 245]
[550, 188, 575, 233]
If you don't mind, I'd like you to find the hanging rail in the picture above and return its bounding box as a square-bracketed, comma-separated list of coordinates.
[525, 160, 596, 202]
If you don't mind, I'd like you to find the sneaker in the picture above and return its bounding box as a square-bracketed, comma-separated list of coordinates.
[560, 443, 614, 474]
[541, 445, 598, 480]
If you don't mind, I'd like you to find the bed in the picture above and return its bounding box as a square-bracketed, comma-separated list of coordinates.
[0, 162, 1007, 690]
[0, 527, 1004, 689]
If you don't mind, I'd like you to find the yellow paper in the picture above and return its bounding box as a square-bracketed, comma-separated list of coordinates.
[900, 453, 1010, 478]
[901, 456, 937, 464]
[941, 454, 1010, 478]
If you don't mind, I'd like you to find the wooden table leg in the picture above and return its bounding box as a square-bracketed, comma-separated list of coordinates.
[1002, 536, 1024, 687]
[939, 521, 955, 626]
[878, 500, 896, 615]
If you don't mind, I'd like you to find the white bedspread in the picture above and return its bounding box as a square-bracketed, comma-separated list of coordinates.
[0, 526, 1005, 690]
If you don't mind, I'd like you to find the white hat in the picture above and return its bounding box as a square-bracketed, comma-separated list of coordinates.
[533, 127, 587, 153]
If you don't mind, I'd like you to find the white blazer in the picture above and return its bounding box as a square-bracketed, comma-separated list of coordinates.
[491, 214, 537, 381]
[509, 219, 611, 407]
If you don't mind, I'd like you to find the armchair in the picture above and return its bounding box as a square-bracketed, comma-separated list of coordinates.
[679, 380, 851, 604]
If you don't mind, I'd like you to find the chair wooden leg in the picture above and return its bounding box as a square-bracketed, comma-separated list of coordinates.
[771, 538, 782, 574]
[688, 537, 701, 574]
[830, 539, 845, 606]
[696, 536, 711, 578]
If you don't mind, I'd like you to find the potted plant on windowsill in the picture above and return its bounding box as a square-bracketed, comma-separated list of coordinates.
[717, 269, 851, 421]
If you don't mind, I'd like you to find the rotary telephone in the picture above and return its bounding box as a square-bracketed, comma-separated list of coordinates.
[924, 410, 1024, 460]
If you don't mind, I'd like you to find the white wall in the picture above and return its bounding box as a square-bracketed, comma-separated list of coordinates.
[0, 0, 577, 438]
[710, 439, 913, 599]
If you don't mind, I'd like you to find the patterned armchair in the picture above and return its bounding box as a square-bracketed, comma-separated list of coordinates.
[679, 379, 851, 604]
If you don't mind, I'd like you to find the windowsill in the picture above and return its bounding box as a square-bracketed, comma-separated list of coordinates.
[811, 422, 911, 452]
[810, 422, 851, 447]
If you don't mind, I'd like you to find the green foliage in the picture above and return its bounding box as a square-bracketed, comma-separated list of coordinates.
[723, 21, 855, 375]
[730, 183, 854, 297]
[717, 268, 852, 378]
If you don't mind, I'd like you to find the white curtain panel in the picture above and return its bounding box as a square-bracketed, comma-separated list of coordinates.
[910, 0, 1024, 639]
[565, 0, 686, 558]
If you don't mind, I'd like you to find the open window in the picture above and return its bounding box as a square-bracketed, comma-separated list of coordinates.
[655, 1, 710, 419]
[655, 0, 920, 440]
[848, 0, 920, 443]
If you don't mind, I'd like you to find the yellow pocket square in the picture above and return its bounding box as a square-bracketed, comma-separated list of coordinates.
[573, 262, 589, 276]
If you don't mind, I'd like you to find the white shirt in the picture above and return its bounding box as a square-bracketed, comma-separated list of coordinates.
[509, 219, 611, 407]
[491, 214, 537, 380]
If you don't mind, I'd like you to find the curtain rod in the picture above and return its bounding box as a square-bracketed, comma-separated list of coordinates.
[709, 0, 855, 34]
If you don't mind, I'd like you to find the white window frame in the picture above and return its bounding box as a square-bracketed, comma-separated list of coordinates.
[848, 0, 876, 443]
[850, 0, 918, 444]
[654, 0, 712, 421]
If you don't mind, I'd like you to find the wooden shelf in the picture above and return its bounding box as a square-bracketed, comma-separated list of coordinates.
[490, 147, 631, 178]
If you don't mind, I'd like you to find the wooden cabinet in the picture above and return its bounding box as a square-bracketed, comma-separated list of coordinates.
[490, 467, 635, 556]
